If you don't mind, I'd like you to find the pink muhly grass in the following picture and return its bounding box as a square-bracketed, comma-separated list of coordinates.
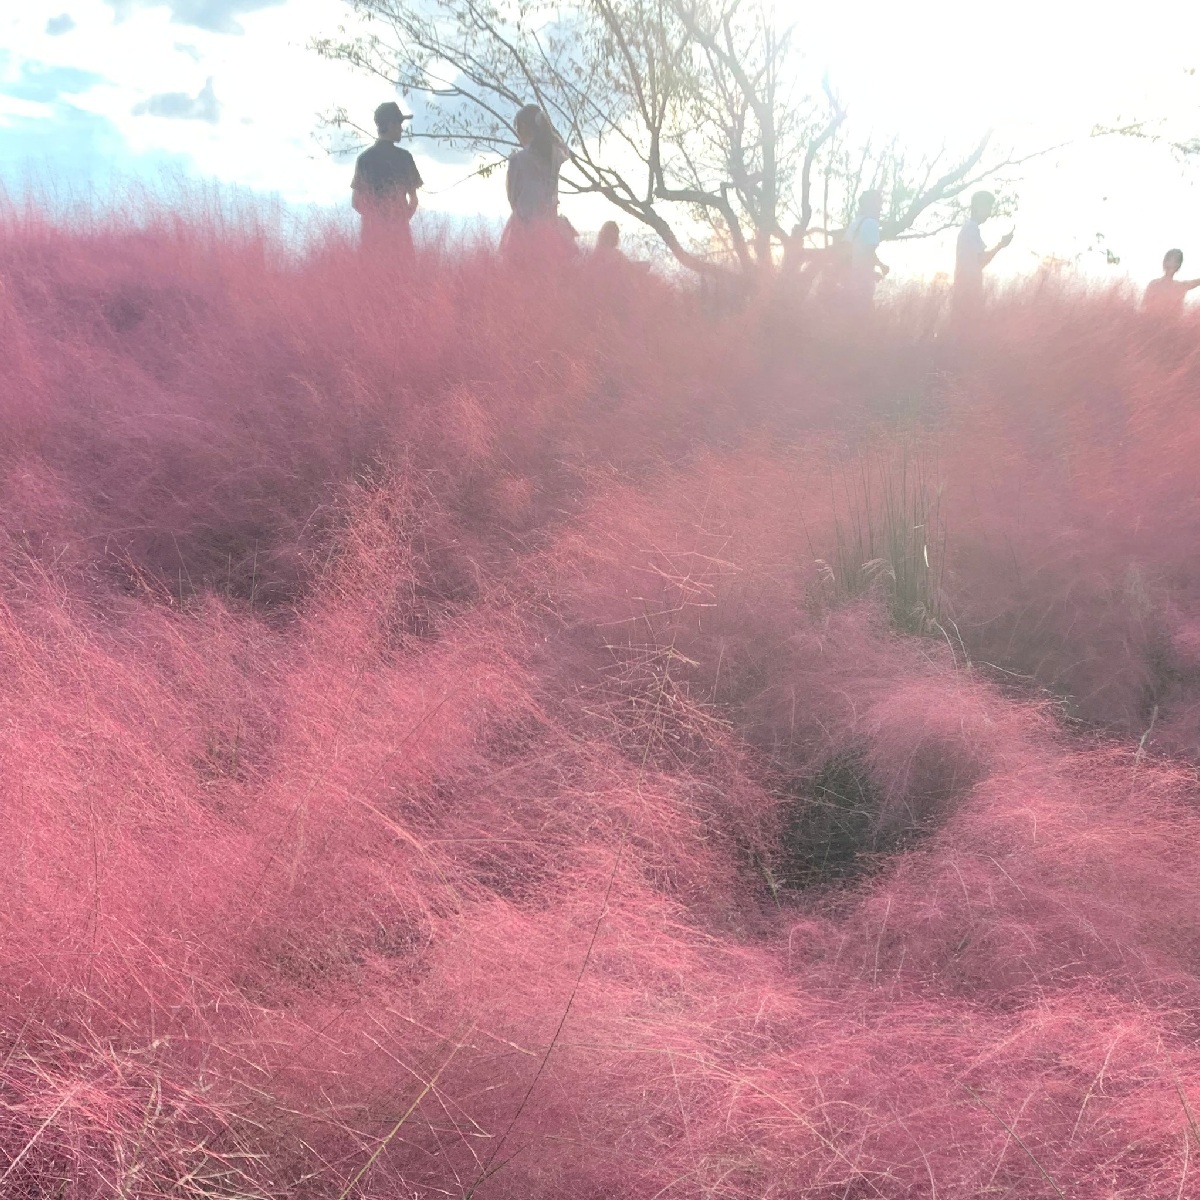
[4, 202, 1200, 1196]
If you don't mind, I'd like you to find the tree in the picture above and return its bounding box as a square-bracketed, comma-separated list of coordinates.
[314, 0, 1038, 275]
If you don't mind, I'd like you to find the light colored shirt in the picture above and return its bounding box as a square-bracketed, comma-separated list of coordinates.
[505, 143, 567, 224]
[846, 215, 882, 295]
[955, 219, 986, 292]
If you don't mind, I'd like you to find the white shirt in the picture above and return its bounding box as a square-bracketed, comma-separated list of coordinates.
[955, 219, 986, 289]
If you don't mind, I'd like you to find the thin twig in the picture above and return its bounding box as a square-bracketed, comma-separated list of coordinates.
[961, 1084, 1066, 1199]
[465, 842, 624, 1196]
[335, 1033, 470, 1200]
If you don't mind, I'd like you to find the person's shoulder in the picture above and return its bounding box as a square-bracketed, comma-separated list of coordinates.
[373, 141, 410, 163]
[352, 142, 378, 182]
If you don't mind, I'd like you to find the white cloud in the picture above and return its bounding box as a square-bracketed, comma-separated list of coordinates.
[133, 75, 220, 122]
[105, 0, 285, 36]
[0, 95, 57, 123]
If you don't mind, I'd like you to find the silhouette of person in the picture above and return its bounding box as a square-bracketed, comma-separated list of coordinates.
[953, 190, 1012, 313]
[1143, 249, 1200, 318]
[596, 220, 623, 257]
[841, 189, 890, 313]
[781, 223, 808, 279]
[351, 102, 423, 258]
[503, 104, 573, 260]
[593, 220, 650, 279]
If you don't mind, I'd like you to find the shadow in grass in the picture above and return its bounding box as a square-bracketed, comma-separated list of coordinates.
[776, 751, 908, 890]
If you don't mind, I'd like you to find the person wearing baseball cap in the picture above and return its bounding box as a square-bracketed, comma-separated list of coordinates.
[351, 102, 424, 258]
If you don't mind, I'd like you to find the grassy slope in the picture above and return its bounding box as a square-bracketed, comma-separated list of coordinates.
[3, 209, 1200, 1198]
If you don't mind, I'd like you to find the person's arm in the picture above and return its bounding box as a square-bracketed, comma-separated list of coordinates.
[403, 158, 423, 221]
[350, 158, 368, 215]
[982, 232, 1014, 269]
[506, 154, 519, 214]
[1182, 278, 1200, 292]
[864, 220, 888, 278]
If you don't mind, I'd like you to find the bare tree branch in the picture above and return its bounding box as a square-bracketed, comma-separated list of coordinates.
[313, 0, 1049, 274]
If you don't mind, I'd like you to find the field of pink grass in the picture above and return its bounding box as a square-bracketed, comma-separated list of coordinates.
[3, 201, 1200, 1198]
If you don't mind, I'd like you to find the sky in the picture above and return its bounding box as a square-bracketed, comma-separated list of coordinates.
[3, 0, 1200, 281]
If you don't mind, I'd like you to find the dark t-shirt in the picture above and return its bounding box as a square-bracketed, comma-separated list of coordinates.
[352, 141, 423, 202]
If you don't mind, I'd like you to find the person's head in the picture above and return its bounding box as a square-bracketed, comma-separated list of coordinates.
[515, 104, 546, 148]
[515, 103, 556, 164]
[858, 189, 883, 220]
[597, 221, 620, 252]
[374, 101, 409, 142]
[1163, 248, 1184, 276]
[970, 190, 996, 223]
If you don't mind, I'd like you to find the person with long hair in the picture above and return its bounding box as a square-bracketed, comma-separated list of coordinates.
[595, 220, 622, 257]
[503, 104, 574, 259]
